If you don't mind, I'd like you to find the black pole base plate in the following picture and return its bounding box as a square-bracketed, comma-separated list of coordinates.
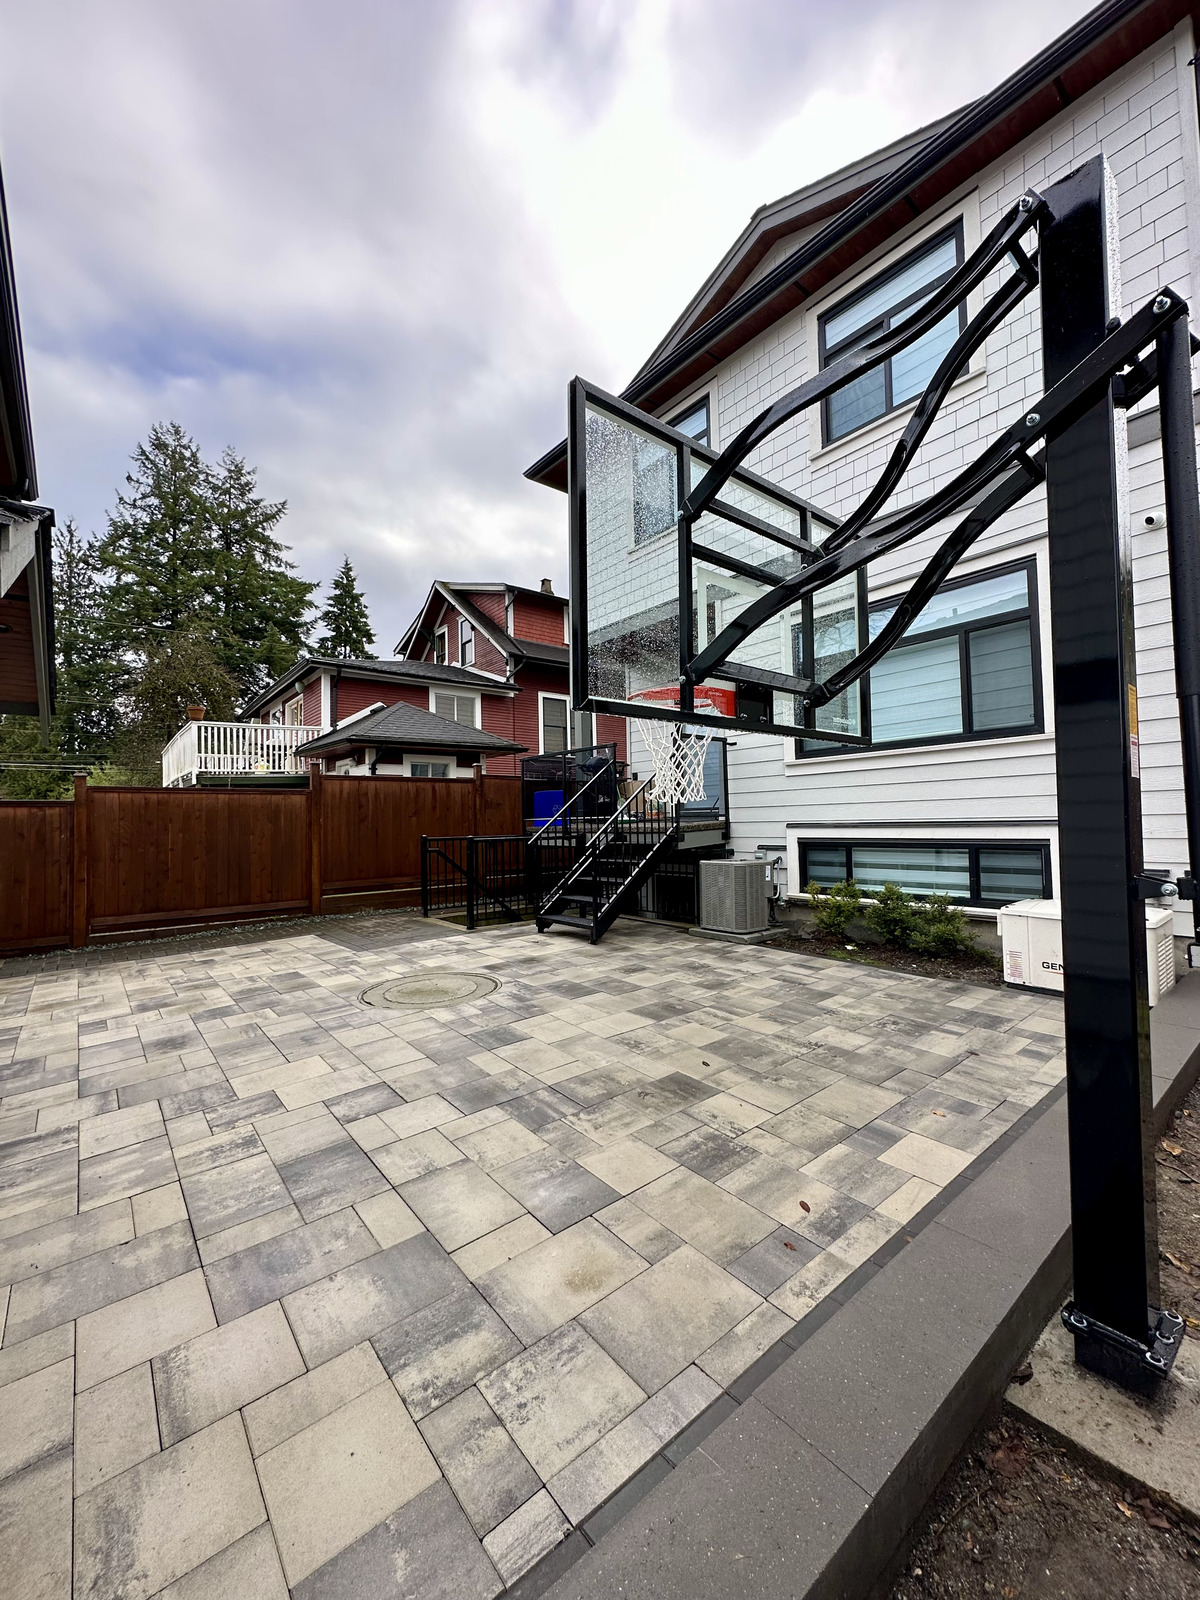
[1062, 1302, 1185, 1396]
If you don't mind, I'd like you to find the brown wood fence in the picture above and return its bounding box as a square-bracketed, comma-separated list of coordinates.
[0, 769, 523, 953]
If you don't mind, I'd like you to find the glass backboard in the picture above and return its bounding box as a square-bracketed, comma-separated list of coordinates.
[568, 377, 861, 741]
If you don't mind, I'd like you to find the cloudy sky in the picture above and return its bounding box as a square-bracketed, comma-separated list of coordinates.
[3, 0, 1094, 653]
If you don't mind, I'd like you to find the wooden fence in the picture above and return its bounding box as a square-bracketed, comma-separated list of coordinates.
[0, 769, 523, 952]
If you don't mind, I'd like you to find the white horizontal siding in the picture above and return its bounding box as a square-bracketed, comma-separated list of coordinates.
[663, 20, 1200, 886]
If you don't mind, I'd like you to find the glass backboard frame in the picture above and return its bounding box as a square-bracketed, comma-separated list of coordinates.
[568, 377, 869, 744]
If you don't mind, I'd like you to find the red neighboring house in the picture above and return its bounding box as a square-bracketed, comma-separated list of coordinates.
[393, 579, 626, 776]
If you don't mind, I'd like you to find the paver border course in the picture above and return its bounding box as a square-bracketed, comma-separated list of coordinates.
[523, 972, 1200, 1600]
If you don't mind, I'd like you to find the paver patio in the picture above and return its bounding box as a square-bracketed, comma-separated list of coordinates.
[0, 912, 1064, 1597]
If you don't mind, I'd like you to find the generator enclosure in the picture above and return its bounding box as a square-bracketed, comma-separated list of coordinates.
[999, 898, 1176, 1004]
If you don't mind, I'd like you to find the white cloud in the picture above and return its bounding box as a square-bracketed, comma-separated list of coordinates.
[2, 0, 1096, 651]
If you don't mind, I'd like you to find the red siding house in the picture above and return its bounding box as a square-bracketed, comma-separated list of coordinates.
[394, 579, 627, 775]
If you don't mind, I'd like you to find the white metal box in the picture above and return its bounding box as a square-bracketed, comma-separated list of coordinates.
[998, 898, 1177, 1004]
[700, 858, 769, 934]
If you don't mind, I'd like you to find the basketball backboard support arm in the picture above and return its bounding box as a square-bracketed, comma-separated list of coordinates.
[567, 153, 1200, 1392]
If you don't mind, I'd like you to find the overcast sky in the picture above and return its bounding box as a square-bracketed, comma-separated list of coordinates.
[3, 0, 1094, 654]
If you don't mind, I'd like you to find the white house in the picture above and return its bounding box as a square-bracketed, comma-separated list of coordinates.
[527, 0, 1200, 930]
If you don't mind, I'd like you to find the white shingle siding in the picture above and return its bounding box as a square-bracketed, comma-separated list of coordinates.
[657, 22, 1200, 921]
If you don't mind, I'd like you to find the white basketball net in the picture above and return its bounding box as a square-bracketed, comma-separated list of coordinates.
[635, 721, 714, 807]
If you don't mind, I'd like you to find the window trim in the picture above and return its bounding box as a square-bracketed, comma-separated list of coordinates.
[667, 395, 711, 447]
[458, 618, 475, 666]
[538, 691, 571, 755]
[794, 557, 1043, 758]
[818, 221, 966, 447]
[797, 837, 1053, 909]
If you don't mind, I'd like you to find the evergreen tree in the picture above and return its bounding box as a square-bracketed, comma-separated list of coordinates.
[94, 423, 316, 700]
[315, 558, 375, 659]
[95, 422, 214, 651]
[52, 518, 124, 757]
[209, 446, 316, 695]
[115, 621, 242, 782]
[0, 716, 71, 800]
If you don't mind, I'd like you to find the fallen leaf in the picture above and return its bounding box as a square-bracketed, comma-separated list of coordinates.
[1164, 1250, 1193, 1274]
[1002, 1588, 1017, 1598]
[1117, 1500, 1134, 1518]
[701, 1060, 710, 1068]
[988, 1444, 1027, 1479]
[1184, 1315, 1200, 1330]
[933, 1110, 947, 1117]
[1012, 1362, 1034, 1385]
[783, 1240, 798, 1251]
[1144, 1510, 1172, 1530]
[1161, 1139, 1184, 1156]
[799, 1200, 811, 1214]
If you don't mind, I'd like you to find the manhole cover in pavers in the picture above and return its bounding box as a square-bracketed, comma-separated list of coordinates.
[360, 971, 500, 1009]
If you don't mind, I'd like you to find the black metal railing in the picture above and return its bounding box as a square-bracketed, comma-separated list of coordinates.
[521, 743, 625, 832]
[535, 779, 680, 940]
[420, 835, 530, 929]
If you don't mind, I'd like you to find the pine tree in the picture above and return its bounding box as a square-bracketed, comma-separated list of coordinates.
[115, 621, 242, 782]
[315, 558, 375, 659]
[209, 446, 316, 695]
[94, 423, 316, 700]
[95, 422, 214, 652]
[52, 518, 124, 756]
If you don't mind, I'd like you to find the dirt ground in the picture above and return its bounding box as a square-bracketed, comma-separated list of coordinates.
[888, 1080, 1200, 1600]
[765, 926, 1005, 987]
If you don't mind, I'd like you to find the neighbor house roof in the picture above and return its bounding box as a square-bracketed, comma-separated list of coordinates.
[294, 700, 526, 758]
[394, 580, 569, 667]
[240, 653, 516, 718]
[526, 0, 1184, 489]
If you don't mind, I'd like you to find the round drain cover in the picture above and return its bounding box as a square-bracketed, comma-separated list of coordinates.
[360, 971, 500, 1009]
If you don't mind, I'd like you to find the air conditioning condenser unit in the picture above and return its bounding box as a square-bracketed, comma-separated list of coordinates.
[700, 859, 769, 934]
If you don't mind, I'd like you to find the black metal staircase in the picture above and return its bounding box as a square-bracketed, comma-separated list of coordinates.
[531, 776, 679, 944]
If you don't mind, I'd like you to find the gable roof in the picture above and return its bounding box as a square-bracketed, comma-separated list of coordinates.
[240, 653, 515, 718]
[294, 699, 525, 757]
[394, 580, 569, 667]
[526, 0, 1185, 490]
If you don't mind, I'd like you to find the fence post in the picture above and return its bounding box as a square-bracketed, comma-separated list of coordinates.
[71, 772, 89, 948]
[420, 837, 429, 917]
[466, 837, 477, 931]
[309, 765, 323, 918]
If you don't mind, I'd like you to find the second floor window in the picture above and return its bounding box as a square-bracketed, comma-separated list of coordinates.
[459, 619, 475, 666]
[820, 223, 965, 445]
[541, 695, 569, 754]
[434, 693, 477, 727]
[434, 628, 447, 664]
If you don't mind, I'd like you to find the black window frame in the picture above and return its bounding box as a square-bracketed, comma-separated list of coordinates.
[797, 837, 1053, 909]
[668, 395, 710, 447]
[793, 556, 1043, 758]
[819, 221, 966, 446]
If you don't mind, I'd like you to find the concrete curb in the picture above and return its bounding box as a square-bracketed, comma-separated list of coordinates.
[520, 974, 1200, 1600]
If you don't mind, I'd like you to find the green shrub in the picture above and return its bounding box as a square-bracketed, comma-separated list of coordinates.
[806, 878, 862, 939]
[863, 882, 914, 947]
[906, 892, 977, 957]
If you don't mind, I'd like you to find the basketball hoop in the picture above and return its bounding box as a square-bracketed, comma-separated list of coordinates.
[629, 685, 732, 806]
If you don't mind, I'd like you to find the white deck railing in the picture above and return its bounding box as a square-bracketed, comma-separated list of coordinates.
[161, 721, 328, 787]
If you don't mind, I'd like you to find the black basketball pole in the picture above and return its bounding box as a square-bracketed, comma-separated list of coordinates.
[1040, 155, 1181, 1390]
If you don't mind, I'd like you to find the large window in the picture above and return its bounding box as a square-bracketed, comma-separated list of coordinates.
[800, 840, 1051, 907]
[433, 693, 477, 727]
[541, 694, 569, 754]
[819, 224, 965, 444]
[794, 560, 1040, 755]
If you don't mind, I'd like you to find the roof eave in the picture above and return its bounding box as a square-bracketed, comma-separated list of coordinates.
[525, 0, 1184, 492]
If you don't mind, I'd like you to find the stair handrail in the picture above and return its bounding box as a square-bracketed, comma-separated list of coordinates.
[526, 758, 618, 846]
[537, 777, 671, 913]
